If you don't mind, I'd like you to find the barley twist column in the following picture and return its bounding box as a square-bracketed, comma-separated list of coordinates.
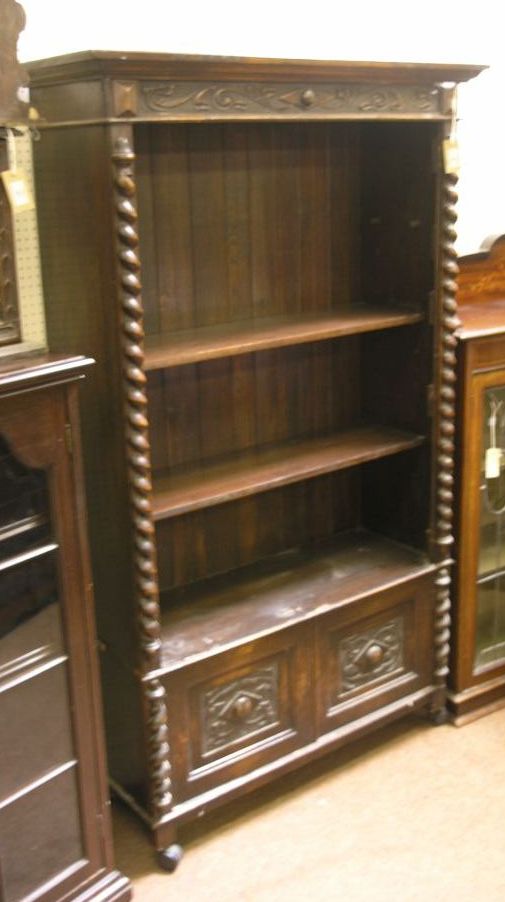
[432, 158, 460, 722]
[112, 133, 172, 818]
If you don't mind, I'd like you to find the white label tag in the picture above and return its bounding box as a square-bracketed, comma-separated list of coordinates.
[0, 169, 35, 213]
[485, 447, 501, 479]
[443, 138, 460, 176]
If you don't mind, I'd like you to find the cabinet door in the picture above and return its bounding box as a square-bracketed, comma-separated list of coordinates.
[0, 385, 106, 902]
[459, 370, 505, 678]
[315, 577, 434, 736]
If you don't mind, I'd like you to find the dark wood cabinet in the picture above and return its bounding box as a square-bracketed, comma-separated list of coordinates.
[0, 354, 130, 902]
[449, 236, 505, 722]
[27, 52, 483, 866]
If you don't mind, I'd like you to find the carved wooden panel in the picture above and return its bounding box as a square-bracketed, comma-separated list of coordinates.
[131, 81, 443, 121]
[0, 175, 21, 345]
[339, 617, 404, 694]
[0, 0, 29, 122]
[200, 662, 280, 756]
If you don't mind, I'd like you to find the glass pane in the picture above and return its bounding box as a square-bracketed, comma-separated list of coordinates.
[0, 434, 85, 900]
[0, 767, 84, 901]
[475, 576, 505, 669]
[0, 435, 63, 668]
[475, 386, 505, 669]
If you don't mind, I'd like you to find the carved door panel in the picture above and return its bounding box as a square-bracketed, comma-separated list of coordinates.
[165, 624, 313, 802]
[315, 576, 434, 736]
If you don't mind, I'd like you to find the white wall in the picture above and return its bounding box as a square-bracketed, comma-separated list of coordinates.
[18, 0, 505, 254]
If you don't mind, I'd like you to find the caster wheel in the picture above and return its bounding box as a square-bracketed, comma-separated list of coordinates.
[157, 844, 184, 873]
[431, 706, 449, 726]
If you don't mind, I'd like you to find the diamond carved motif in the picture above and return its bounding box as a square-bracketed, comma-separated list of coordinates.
[339, 617, 404, 694]
[201, 663, 280, 756]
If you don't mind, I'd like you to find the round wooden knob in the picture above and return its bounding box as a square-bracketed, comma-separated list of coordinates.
[365, 644, 384, 667]
[300, 89, 316, 107]
[232, 695, 253, 719]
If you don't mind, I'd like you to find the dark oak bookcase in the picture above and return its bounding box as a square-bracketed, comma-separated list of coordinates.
[28, 52, 483, 868]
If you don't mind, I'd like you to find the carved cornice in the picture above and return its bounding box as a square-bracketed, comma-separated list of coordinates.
[133, 81, 442, 121]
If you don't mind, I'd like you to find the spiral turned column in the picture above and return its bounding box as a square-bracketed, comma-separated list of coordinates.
[432, 162, 460, 720]
[111, 134, 172, 818]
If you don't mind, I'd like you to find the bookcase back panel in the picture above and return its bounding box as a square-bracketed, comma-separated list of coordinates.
[148, 338, 360, 472]
[360, 122, 437, 311]
[362, 447, 431, 550]
[156, 470, 360, 591]
[136, 121, 360, 334]
[362, 324, 432, 434]
[136, 120, 436, 340]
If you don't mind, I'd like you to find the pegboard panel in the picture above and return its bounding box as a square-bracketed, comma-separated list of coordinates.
[7, 129, 47, 349]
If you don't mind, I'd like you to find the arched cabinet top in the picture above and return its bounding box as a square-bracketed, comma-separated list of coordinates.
[458, 235, 505, 340]
[0, 353, 93, 467]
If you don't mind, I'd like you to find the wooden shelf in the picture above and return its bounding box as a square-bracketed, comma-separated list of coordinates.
[0, 540, 58, 574]
[144, 307, 423, 370]
[152, 426, 424, 520]
[0, 513, 46, 545]
[159, 530, 434, 671]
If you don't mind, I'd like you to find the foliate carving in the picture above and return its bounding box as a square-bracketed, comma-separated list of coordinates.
[201, 663, 280, 756]
[140, 82, 440, 119]
[0, 179, 20, 345]
[111, 134, 172, 819]
[339, 618, 403, 694]
[0, 0, 28, 121]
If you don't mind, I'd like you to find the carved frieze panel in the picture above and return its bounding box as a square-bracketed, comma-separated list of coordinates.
[129, 81, 443, 121]
[0, 178, 20, 345]
[200, 662, 280, 757]
[338, 617, 404, 695]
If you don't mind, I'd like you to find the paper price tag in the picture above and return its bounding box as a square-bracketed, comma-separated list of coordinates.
[485, 447, 501, 479]
[0, 169, 35, 213]
[443, 138, 460, 177]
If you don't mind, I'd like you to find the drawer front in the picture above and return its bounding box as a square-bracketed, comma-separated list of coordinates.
[165, 625, 312, 801]
[316, 576, 434, 734]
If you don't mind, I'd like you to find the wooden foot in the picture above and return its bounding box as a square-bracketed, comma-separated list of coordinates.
[156, 844, 184, 873]
[430, 705, 449, 726]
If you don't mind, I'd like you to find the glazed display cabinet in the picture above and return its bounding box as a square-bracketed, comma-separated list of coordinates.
[0, 354, 130, 901]
[449, 236, 505, 722]
[27, 52, 483, 867]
